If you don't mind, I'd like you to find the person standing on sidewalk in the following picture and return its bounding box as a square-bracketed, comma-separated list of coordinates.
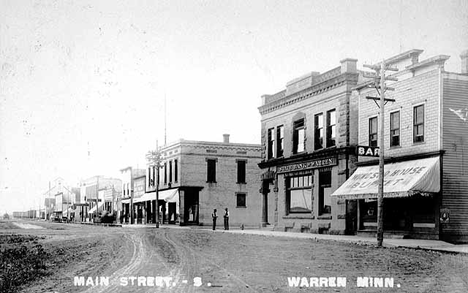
[223, 208, 229, 230]
[212, 209, 218, 230]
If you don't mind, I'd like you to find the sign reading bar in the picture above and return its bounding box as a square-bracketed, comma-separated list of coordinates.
[357, 145, 380, 157]
[278, 157, 337, 173]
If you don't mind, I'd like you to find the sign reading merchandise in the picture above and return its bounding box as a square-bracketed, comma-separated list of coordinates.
[278, 157, 337, 173]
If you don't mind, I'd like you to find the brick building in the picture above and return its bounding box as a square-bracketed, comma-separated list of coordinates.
[145, 135, 266, 227]
[333, 49, 468, 243]
[258, 59, 364, 234]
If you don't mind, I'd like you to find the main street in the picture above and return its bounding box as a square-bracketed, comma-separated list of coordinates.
[1, 220, 468, 293]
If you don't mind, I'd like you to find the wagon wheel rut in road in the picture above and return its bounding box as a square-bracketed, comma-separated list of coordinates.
[163, 229, 260, 293]
[81, 231, 149, 293]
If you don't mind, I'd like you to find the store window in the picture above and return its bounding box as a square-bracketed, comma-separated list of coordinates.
[390, 111, 400, 147]
[318, 171, 332, 215]
[293, 119, 305, 154]
[413, 104, 424, 143]
[369, 117, 378, 147]
[276, 125, 284, 157]
[287, 174, 313, 213]
[315, 113, 324, 150]
[326, 110, 336, 147]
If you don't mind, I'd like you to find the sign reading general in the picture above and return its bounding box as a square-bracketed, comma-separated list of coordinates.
[357, 145, 380, 157]
[278, 157, 337, 173]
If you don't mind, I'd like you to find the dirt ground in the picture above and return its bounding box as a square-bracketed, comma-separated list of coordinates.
[1, 220, 468, 293]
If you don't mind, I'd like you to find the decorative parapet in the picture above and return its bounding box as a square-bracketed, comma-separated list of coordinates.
[258, 70, 358, 115]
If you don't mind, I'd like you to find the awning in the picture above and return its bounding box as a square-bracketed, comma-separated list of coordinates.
[331, 157, 440, 199]
[87, 201, 104, 214]
[134, 189, 179, 203]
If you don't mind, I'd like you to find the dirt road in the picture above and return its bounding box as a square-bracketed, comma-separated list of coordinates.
[2, 220, 468, 293]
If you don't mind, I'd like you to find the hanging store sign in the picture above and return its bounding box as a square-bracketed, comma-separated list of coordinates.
[277, 157, 337, 173]
[357, 145, 380, 157]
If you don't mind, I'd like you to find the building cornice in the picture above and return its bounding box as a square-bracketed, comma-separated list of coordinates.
[258, 72, 359, 115]
[258, 146, 354, 169]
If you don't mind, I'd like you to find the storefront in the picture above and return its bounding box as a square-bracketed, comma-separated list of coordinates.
[332, 156, 441, 239]
[260, 149, 354, 235]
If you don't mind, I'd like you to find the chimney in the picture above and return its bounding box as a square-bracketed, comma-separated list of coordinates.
[340, 58, 358, 74]
[223, 134, 230, 143]
[461, 50, 468, 74]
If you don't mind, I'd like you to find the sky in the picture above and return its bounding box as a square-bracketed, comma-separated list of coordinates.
[1, 0, 467, 213]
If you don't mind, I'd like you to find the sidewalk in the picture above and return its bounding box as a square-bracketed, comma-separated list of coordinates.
[218, 228, 468, 254]
[120, 223, 468, 254]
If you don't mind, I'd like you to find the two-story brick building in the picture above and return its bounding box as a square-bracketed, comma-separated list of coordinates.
[333, 49, 468, 243]
[144, 135, 267, 227]
[258, 59, 365, 234]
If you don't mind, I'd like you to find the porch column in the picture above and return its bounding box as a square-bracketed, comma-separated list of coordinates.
[261, 180, 270, 227]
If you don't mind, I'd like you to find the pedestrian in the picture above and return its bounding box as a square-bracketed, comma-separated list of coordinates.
[212, 209, 218, 230]
[224, 208, 229, 230]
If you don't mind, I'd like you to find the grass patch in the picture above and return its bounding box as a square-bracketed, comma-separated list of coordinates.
[0, 220, 18, 230]
[0, 235, 50, 293]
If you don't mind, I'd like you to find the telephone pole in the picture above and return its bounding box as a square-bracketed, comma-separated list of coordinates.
[146, 141, 162, 228]
[363, 60, 398, 247]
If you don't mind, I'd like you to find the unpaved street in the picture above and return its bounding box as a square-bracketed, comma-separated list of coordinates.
[1, 220, 468, 293]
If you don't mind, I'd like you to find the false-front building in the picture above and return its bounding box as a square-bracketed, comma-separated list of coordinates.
[333, 49, 468, 243]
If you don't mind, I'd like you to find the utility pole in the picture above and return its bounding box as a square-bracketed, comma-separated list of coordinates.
[146, 141, 162, 228]
[363, 60, 398, 247]
[95, 176, 99, 222]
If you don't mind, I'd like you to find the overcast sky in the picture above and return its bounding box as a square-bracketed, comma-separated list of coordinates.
[1, 0, 467, 213]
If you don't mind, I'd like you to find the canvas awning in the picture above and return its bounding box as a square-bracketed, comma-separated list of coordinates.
[331, 157, 440, 199]
[134, 189, 179, 203]
[87, 201, 104, 214]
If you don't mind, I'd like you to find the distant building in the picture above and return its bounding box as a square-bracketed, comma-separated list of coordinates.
[142, 134, 265, 227]
[42, 177, 78, 221]
[333, 49, 468, 243]
[120, 167, 145, 224]
[80, 176, 121, 222]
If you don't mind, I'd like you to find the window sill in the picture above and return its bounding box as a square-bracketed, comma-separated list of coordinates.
[236, 182, 247, 185]
[236, 206, 247, 208]
[283, 214, 314, 219]
[390, 145, 401, 149]
[317, 215, 332, 220]
[413, 141, 425, 145]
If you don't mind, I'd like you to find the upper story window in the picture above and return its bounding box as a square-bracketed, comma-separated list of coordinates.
[267, 128, 275, 159]
[276, 125, 284, 157]
[174, 159, 178, 183]
[314, 113, 324, 150]
[369, 117, 378, 147]
[293, 119, 305, 154]
[413, 104, 424, 143]
[237, 160, 246, 184]
[207, 159, 217, 183]
[390, 111, 400, 147]
[169, 160, 173, 183]
[164, 162, 167, 184]
[326, 110, 336, 147]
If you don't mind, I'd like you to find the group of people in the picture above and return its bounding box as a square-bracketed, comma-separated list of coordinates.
[211, 208, 229, 230]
